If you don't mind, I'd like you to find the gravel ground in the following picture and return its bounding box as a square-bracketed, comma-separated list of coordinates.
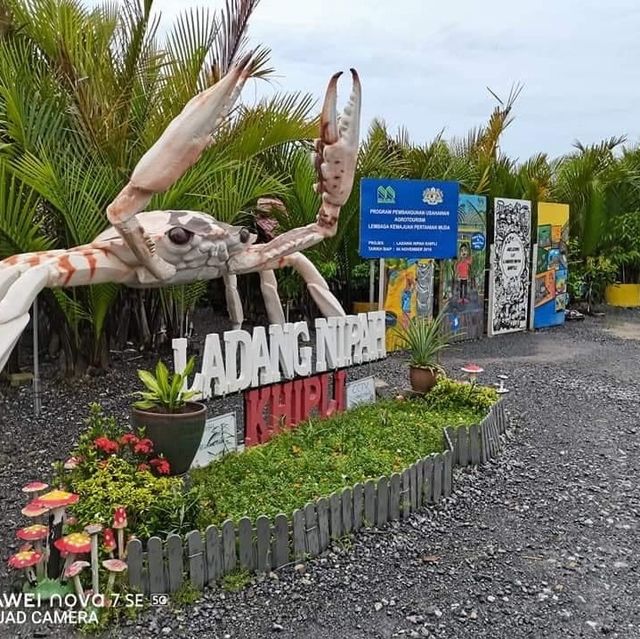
[1, 310, 640, 638]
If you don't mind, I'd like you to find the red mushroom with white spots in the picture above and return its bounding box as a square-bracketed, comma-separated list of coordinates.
[64, 560, 90, 598]
[112, 506, 127, 559]
[16, 524, 48, 579]
[102, 528, 117, 557]
[8, 549, 43, 586]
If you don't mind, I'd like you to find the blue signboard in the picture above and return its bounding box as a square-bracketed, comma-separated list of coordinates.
[359, 178, 459, 259]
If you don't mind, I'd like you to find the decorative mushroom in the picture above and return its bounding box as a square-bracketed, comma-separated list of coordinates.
[54, 531, 91, 578]
[64, 560, 90, 598]
[63, 456, 81, 470]
[102, 528, 117, 558]
[461, 363, 484, 382]
[22, 482, 49, 497]
[495, 374, 510, 394]
[84, 523, 103, 595]
[102, 559, 127, 596]
[31, 490, 79, 578]
[16, 525, 48, 579]
[21, 503, 49, 519]
[8, 549, 43, 586]
[112, 507, 127, 560]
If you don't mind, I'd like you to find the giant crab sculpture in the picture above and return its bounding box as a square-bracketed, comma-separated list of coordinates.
[0, 54, 361, 372]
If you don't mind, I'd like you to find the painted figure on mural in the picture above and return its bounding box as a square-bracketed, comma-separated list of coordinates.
[455, 242, 472, 303]
[401, 275, 415, 327]
[438, 194, 487, 342]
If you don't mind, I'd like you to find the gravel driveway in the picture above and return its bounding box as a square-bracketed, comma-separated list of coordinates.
[2, 310, 639, 638]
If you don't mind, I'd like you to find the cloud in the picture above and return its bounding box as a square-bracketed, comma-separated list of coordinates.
[88, 0, 640, 159]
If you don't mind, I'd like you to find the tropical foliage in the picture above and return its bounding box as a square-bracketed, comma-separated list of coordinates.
[0, 0, 314, 373]
[1, 0, 638, 374]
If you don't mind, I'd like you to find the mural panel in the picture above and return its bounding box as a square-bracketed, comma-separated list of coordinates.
[533, 202, 570, 328]
[488, 198, 532, 336]
[383, 259, 434, 351]
[440, 194, 487, 341]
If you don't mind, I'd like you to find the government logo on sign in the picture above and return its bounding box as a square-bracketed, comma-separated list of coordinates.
[376, 185, 396, 204]
[422, 187, 443, 205]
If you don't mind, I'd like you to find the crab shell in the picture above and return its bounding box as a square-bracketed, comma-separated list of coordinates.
[93, 210, 258, 286]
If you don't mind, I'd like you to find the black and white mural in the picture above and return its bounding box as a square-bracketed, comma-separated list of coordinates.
[488, 198, 532, 336]
[416, 260, 434, 319]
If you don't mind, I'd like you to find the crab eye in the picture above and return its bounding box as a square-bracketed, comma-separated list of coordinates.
[167, 227, 193, 245]
[239, 227, 251, 243]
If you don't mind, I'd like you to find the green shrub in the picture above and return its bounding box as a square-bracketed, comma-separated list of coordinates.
[55, 404, 201, 539]
[423, 376, 498, 413]
[69, 457, 201, 539]
[192, 379, 493, 526]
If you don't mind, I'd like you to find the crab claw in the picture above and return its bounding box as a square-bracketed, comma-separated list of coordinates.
[228, 69, 362, 276]
[314, 68, 361, 228]
[106, 53, 254, 281]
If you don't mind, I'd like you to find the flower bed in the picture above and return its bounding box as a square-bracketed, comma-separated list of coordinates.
[192, 378, 497, 526]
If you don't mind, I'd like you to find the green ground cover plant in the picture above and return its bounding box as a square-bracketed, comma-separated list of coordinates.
[193, 379, 497, 526]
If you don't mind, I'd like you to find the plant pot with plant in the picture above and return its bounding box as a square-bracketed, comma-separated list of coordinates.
[131, 358, 205, 475]
[393, 314, 448, 393]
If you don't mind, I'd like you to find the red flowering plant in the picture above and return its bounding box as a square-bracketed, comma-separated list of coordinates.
[54, 404, 171, 479]
[51, 404, 200, 540]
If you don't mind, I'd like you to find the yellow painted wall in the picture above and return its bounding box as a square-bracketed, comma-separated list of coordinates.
[538, 202, 569, 227]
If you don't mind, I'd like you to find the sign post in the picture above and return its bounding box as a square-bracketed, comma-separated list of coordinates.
[359, 178, 460, 343]
[359, 178, 459, 259]
[33, 298, 41, 416]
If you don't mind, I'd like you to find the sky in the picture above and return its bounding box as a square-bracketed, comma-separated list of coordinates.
[100, 0, 640, 161]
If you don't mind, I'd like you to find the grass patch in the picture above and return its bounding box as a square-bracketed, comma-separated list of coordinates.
[171, 581, 202, 606]
[222, 569, 251, 592]
[192, 379, 497, 526]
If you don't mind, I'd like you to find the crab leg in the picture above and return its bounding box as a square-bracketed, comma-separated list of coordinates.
[222, 273, 244, 330]
[0, 249, 132, 371]
[227, 69, 361, 275]
[257, 253, 345, 322]
[106, 54, 253, 282]
[259, 270, 286, 325]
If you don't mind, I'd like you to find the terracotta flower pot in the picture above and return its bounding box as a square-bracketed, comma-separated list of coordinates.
[131, 402, 206, 475]
[409, 366, 438, 394]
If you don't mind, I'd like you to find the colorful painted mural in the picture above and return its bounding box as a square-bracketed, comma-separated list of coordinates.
[440, 194, 487, 341]
[488, 198, 532, 336]
[533, 202, 569, 328]
[383, 259, 434, 350]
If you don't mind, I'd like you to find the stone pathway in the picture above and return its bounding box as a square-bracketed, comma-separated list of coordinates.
[3, 312, 640, 638]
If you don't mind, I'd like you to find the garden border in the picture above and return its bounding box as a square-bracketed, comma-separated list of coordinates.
[125, 400, 509, 595]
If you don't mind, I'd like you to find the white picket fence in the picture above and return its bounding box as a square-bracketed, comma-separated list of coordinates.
[126, 401, 507, 595]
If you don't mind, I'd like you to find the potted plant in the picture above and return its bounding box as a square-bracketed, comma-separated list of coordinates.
[393, 314, 448, 393]
[131, 358, 205, 475]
